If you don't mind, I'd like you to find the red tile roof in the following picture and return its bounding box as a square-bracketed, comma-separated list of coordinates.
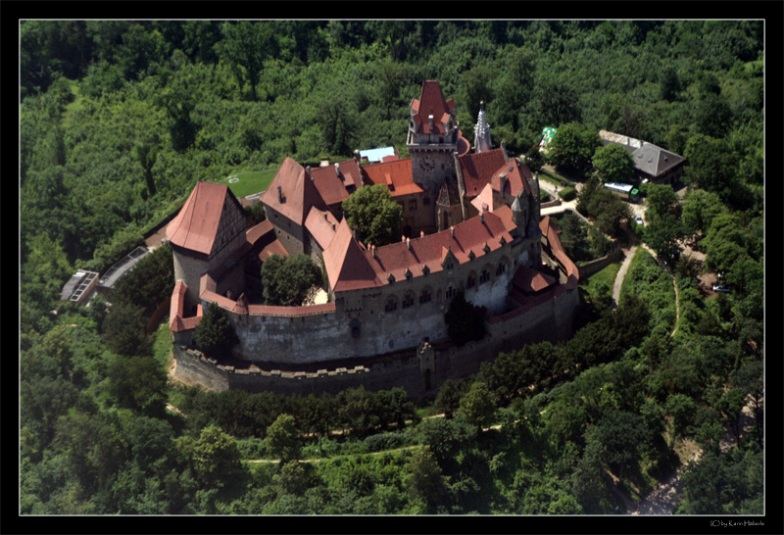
[245, 220, 274, 246]
[261, 157, 325, 227]
[512, 266, 556, 294]
[337, 159, 364, 189]
[456, 129, 471, 156]
[411, 80, 455, 135]
[540, 215, 580, 288]
[490, 159, 527, 198]
[305, 206, 340, 250]
[310, 165, 350, 207]
[366, 211, 514, 286]
[322, 218, 384, 293]
[258, 238, 288, 262]
[470, 183, 500, 213]
[169, 280, 203, 332]
[361, 158, 424, 198]
[458, 148, 507, 197]
[166, 181, 239, 256]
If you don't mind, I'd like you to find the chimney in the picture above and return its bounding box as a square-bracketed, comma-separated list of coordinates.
[428, 114, 434, 131]
[450, 225, 455, 238]
[406, 237, 411, 250]
[334, 162, 341, 179]
[353, 150, 360, 161]
[306, 165, 313, 180]
[401, 235, 406, 242]
[481, 202, 489, 213]
[480, 211, 484, 223]
[277, 185, 285, 203]
[420, 230, 425, 238]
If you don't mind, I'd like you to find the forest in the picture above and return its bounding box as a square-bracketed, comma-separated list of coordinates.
[20, 20, 763, 515]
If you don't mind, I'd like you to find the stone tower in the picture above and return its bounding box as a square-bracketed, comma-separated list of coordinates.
[407, 80, 458, 195]
[474, 100, 492, 153]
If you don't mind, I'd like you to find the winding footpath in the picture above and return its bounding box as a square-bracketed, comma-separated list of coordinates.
[611, 246, 638, 304]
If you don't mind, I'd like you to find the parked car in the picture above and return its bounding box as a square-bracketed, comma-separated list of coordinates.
[712, 284, 731, 293]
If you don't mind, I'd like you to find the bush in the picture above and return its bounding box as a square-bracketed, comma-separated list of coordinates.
[558, 186, 577, 201]
[261, 254, 322, 306]
[341, 184, 402, 246]
[363, 431, 409, 453]
[193, 303, 239, 358]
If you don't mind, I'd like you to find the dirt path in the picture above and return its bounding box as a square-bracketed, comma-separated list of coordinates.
[671, 279, 681, 337]
[612, 246, 637, 304]
[244, 445, 423, 465]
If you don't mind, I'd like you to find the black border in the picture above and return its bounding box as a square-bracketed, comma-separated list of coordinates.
[3, 1, 782, 534]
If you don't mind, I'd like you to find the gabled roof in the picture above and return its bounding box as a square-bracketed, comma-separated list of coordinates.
[336, 159, 364, 189]
[362, 158, 424, 197]
[470, 183, 500, 213]
[261, 157, 325, 227]
[512, 266, 556, 294]
[166, 181, 241, 256]
[632, 143, 685, 177]
[305, 206, 340, 250]
[367, 211, 514, 285]
[322, 219, 383, 293]
[490, 159, 528, 198]
[458, 148, 507, 197]
[310, 165, 350, 207]
[410, 80, 455, 135]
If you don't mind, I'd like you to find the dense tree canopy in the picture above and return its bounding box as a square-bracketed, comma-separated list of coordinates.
[20, 20, 763, 516]
[592, 144, 635, 183]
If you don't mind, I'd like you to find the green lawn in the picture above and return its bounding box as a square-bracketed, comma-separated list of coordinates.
[152, 319, 172, 372]
[540, 165, 576, 186]
[222, 164, 279, 197]
[581, 261, 621, 301]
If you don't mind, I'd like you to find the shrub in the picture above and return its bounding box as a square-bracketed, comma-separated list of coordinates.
[193, 303, 239, 358]
[444, 291, 487, 346]
[261, 254, 322, 306]
[559, 186, 577, 201]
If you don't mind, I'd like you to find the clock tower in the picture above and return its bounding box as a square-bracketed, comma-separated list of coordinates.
[407, 80, 458, 195]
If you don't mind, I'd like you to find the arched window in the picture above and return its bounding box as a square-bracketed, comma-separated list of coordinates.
[420, 287, 432, 304]
[402, 291, 415, 309]
[466, 271, 477, 289]
[480, 267, 491, 284]
[496, 263, 507, 275]
[385, 295, 398, 312]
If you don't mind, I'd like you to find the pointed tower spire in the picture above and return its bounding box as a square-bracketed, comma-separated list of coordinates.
[474, 100, 492, 153]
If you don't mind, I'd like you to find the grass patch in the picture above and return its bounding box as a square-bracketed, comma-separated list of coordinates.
[540, 166, 575, 187]
[152, 319, 172, 372]
[221, 164, 279, 197]
[582, 261, 621, 301]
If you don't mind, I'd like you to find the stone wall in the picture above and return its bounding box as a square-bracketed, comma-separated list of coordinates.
[263, 206, 306, 255]
[213, 235, 536, 364]
[175, 284, 578, 399]
[577, 247, 624, 278]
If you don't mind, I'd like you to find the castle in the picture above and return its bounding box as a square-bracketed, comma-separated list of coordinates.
[167, 81, 580, 397]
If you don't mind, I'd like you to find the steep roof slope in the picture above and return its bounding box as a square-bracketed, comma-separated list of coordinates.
[322, 218, 383, 293]
[166, 181, 240, 256]
[310, 165, 350, 207]
[458, 148, 507, 197]
[261, 157, 325, 226]
[410, 80, 456, 135]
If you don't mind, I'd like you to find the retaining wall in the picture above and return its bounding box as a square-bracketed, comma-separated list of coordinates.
[173, 284, 578, 399]
[577, 247, 624, 278]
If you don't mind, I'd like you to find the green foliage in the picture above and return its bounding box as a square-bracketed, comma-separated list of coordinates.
[457, 382, 498, 429]
[444, 291, 487, 346]
[192, 303, 239, 358]
[266, 414, 302, 463]
[681, 189, 725, 236]
[19, 21, 763, 515]
[434, 379, 466, 419]
[341, 185, 402, 246]
[112, 243, 173, 314]
[558, 186, 577, 201]
[548, 123, 600, 178]
[592, 144, 635, 183]
[103, 302, 152, 357]
[553, 212, 591, 262]
[261, 254, 322, 306]
[175, 425, 245, 488]
[108, 356, 168, 416]
[577, 176, 632, 238]
[621, 250, 675, 332]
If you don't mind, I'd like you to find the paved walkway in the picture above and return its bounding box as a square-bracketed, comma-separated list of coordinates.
[612, 246, 638, 304]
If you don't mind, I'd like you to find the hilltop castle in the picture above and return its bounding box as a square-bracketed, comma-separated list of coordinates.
[166, 81, 580, 396]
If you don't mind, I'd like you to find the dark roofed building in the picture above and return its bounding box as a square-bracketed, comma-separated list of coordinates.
[599, 130, 685, 184]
